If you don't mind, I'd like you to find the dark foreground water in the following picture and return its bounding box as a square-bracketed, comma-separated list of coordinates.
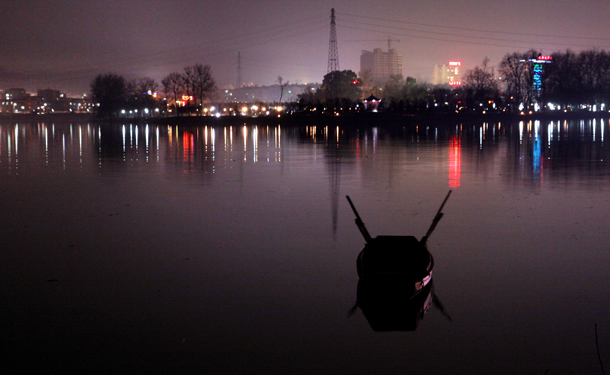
[1, 119, 610, 374]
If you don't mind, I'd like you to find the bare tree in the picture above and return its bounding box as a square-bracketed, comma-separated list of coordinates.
[181, 66, 195, 111]
[134, 78, 158, 115]
[190, 64, 216, 114]
[499, 52, 528, 110]
[162, 72, 183, 116]
[278, 76, 289, 103]
[464, 57, 499, 103]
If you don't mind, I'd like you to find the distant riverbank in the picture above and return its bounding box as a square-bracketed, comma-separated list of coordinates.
[3, 110, 609, 127]
[149, 110, 610, 127]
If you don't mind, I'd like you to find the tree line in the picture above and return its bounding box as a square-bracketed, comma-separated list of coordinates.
[458, 48, 610, 113]
[299, 48, 610, 115]
[92, 49, 610, 119]
[91, 63, 216, 119]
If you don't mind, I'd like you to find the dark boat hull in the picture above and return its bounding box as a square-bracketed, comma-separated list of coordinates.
[357, 278, 434, 331]
[356, 235, 434, 297]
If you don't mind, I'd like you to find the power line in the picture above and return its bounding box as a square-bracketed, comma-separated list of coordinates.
[337, 22, 610, 51]
[337, 11, 610, 43]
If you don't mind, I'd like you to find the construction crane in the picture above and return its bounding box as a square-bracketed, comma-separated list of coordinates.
[386, 36, 400, 50]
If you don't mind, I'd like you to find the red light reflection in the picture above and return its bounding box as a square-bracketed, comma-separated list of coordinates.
[449, 136, 461, 188]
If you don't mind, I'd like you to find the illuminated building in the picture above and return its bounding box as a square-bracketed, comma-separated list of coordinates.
[360, 48, 403, 83]
[432, 62, 461, 86]
[520, 55, 552, 93]
[37, 88, 61, 101]
[5, 88, 27, 101]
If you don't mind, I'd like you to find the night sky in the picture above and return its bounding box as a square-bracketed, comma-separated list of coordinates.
[2, 0, 610, 96]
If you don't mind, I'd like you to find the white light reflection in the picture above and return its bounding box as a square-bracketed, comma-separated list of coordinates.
[277, 126, 281, 162]
[45, 126, 49, 165]
[8, 134, 12, 172]
[253, 126, 258, 163]
[204, 126, 208, 148]
[14, 125, 18, 163]
[336, 126, 339, 145]
[372, 127, 377, 154]
[519, 121, 524, 144]
[266, 126, 270, 162]
[62, 134, 66, 169]
[243, 125, 248, 161]
[145, 125, 149, 162]
[229, 126, 233, 153]
[211, 127, 216, 161]
[79, 126, 83, 164]
[223, 127, 227, 153]
[98, 126, 102, 169]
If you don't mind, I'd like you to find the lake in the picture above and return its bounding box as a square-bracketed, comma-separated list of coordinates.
[1, 118, 610, 374]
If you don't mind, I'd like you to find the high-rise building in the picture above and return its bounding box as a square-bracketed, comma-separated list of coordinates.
[432, 62, 461, 86]
[360, 48, 403, 83]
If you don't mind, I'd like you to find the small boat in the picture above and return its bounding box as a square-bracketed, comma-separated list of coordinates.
[356, 278, 435, 331]
[346, 191, 451, 297]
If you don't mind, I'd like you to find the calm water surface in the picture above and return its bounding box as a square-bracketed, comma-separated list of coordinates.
[1, 119, 610, 374]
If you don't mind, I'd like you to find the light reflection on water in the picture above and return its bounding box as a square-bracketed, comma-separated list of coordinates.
[1, 119, 610, 374]
[3, 119, 609, 186]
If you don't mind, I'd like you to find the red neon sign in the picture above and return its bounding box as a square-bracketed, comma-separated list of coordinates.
[538, 55, 552, 60]
[449, 81, 462, 86]
[449, 61, 461, 66]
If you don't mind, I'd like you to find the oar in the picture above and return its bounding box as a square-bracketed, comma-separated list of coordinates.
[432, 294, 452, 322]
[346, 196, 372, 244]
[420, 190, 452, 246]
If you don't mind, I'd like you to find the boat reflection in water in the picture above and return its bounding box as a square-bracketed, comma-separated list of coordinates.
[346, 192, 452, 331]
[356, 278, 435, 331]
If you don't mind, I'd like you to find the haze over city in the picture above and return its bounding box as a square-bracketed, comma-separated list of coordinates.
[3, 0, 610, 96]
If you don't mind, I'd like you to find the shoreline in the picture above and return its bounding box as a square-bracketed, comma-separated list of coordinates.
[2, 110, 609, 127]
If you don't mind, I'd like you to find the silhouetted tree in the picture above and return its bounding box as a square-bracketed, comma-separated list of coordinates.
[320, 70, 362, 102]
[382, 76, 428, 113]
[541, 50, 579, 108]
[126, 77, 159, 116]
[463, 57, 499, 110]
[90, 73, 128, 119]
[358, 69, 382, 99]
[278, 76, 289, 103]
[187, 64, 216, 115]
[498, 50, 539, 111]
[162, 72, 183, 116]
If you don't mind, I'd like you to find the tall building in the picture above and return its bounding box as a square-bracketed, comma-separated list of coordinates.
[432, 62, 461, 86]
[360, 48, 403, 83]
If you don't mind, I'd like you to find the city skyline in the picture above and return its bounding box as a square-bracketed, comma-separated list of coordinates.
[2, 0, 610, 96]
